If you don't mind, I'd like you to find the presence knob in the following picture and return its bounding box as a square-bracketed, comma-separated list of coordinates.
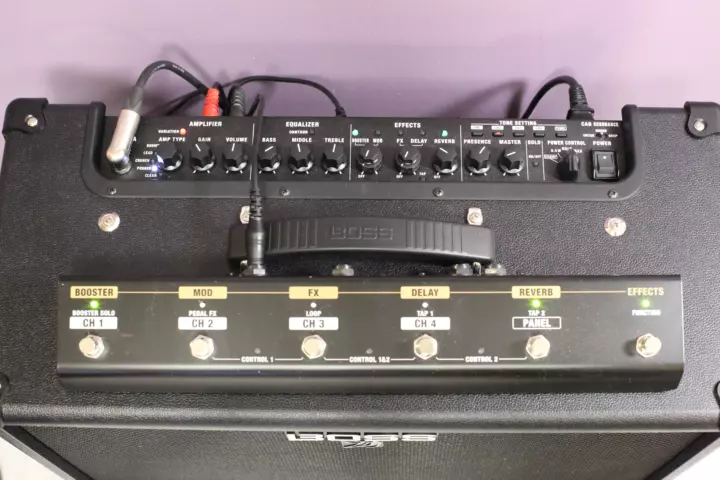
[396, 146, 422, 174]
[222, 143, 248, 173]
[289, 143, 314, 173]
[258, 144, 281, 172]
[154, 142, 183, 172]
[557, 148, 580, 181]
[433, 147, 458, 174]
[357, 145, 383, 174]
[322, 144, 347, 173]
[499, 148, 525, 175]
[466, 146, 491, 175]
[190, 142, 215, 172]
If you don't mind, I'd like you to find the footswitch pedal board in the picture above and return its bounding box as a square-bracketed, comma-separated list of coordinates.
[57, 276, 682, 393]
[80, 105, 643, 200]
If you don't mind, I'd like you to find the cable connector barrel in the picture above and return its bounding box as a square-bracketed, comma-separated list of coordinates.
[105, 108, 140, 174]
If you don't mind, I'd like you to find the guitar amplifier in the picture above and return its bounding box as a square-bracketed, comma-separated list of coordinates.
[1, 98, 719, 480]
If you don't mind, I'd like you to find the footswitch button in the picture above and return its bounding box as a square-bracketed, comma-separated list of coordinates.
[526, 334, 550, 359]
[302, 334, 327, 359]
[593, 151, 618, 180]
[413, 334, 438, 359]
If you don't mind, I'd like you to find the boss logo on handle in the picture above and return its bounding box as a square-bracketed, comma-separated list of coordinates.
[329, 226, 393, 240]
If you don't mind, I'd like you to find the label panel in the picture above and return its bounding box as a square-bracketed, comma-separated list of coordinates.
[178, 286, 228, 299]
[178, 316, 228, 330]
[70, 286, 118, 299]
[400, 286, 450, 299]
[401, 317, 451, 330]
[511, 286, 561, 299]
[512, 316, 562, 330]
[70, 316, 118, 330]
[289, 286, 339, 299]
[289, 317, 339, 330]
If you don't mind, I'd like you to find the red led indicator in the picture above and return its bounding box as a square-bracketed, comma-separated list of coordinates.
[180, 128, 187, 136]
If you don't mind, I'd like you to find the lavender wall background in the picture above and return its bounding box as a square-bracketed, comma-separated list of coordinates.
[1, 1, 718, 128]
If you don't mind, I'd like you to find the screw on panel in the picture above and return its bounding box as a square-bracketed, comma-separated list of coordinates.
[483, 263, 506, 276]
[636, 333, 662, 358]
[432, 188, 443, 197]
[332, 264, 355, 276]
[466, 207, 483, 226]
[25, 115, 38, 127]
[239, 205, 250, 224]
[98, 212, 120, 232]
[108, 187, 117, 195]
[693, 118, 707, 132]
[604, 217, 627, 237]
[79, 334, 106, 359]
[452, 264, 474, 276]
[280, 188, 290, 197]
[607, 190, 618, 199]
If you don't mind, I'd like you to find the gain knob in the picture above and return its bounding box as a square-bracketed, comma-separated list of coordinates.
[288, 143, 314, 173]
[557, 148, 580, 181]
[154, 142, 183, 172]
[222, 143, 248, 173]
[258, 144, 281, 172]
[322, 143, 347, 173]
[357, 146, 383, 174]
[499, 148, 525, 175]
[466, 146, 491, 175]
[433, 147, 458, 175]
[396, 146, 422, 174]
[190, 142, 215, 172]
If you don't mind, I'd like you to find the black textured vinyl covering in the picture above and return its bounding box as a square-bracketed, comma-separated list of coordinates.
[27, 428, 697, 480]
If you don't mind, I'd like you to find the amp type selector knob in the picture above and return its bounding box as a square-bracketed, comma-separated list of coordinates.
[222, 143, 248, 173]
[289, 143, 314, 173]
[557, 148, 580, 181]
[190, 142, 215, 172]
[358, 146, 383, 174]
[396, 146, 422, 174]
[154, 142, 183, 172]
[466, 146, 491, 175]
[499, 148, 525, 175]
[433, 147, 458, 174]
[322, 144, 347, 173]
[258, 144, 281, 172]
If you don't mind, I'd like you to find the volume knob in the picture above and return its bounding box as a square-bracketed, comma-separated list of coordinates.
[222, 143, 248, 173]
[190, 142, 215, 172]
[358, 146, 383, 174]
[396, 146, 422, 174]
[289, 143, 314, 173]
[499, 148, 525, 175]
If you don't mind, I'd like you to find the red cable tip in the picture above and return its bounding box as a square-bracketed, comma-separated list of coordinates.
[202, 88, 221, 116]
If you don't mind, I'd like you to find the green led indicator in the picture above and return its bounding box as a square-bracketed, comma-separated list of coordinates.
[530, 299, 543, 309]
[441, 129, 449, 138]
[352, 129, 359, 137]
[89, 299, 100, 310]
[640, 298, 651, 309]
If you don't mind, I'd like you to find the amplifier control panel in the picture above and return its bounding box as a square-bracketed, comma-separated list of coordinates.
[81, 112, 642, 201]
[57, 276, 682, 394]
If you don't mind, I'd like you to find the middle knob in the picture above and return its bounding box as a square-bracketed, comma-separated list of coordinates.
[288, 143, 314, 173]
[396, 146, 422, 174]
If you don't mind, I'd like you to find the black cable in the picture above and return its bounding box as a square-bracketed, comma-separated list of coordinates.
[129, 60, 208, 111]
[246, 94, 261, 116]
[521, 75, 594, 120]
[148, 74, 346, 116]
[212, 82, 229, 114]
[243, 95, 267, 276]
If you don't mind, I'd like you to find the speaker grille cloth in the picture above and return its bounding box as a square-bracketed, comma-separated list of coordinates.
[27, 428, 696, 480]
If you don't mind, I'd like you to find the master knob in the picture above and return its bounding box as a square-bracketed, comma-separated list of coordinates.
[289, 143, 314, 173]
[357, 145, 383, 174]
[466, 146, 491, 175]
[396, 146, 422, 174]
[499, 148, 525, 175]
[322, 144, 347, 173]
[154, 142, 183, 172]
[222, 143, 248, 173]
[190, 142, 215, 172]
[258, 144, 281, 172]
[557, 148, 580, 181]
[433, 147, 458, 174]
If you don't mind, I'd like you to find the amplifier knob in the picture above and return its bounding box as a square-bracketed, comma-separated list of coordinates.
[258, 144, 281, 172]
[289, 143, 314, 173]
[525, 334, 550, 359]
[466, 146, 491, 175]
[557, 148, 580, 181]
[154, 142, 183, 172]
[357, 146, 383, 174]
[190, 142, 215, 172]
[189, 334, 215, 360]
[499, 148, 526, 175]
[301, 334, 327, 359]
[413, 334, 438, 360]
[396, 146, 422, 174]
[433, 147, 458, 174]
[322, 144, 347, 173]
[222, 143, 248, 173]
